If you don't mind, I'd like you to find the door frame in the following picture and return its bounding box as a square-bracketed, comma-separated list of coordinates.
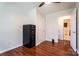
[76, 8, 78, 55]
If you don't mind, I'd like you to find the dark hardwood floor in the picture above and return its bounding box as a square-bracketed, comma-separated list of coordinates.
[0, 40, 77, 56]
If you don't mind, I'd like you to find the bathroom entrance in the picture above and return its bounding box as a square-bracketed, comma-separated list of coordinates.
[63, 19, 70, 41]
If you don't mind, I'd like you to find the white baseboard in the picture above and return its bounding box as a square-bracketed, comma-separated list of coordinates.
[77, 52, 79, 54]
[36, 40, 45, 46]
[0, 44, 22, 54]
[36, 42, 41, 46]
[77, 50, 79, 55]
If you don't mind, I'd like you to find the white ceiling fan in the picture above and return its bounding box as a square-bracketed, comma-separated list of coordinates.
[39, 2, 61, 7]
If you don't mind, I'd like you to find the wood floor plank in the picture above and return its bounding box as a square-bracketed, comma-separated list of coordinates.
[0, 40, 77, 56]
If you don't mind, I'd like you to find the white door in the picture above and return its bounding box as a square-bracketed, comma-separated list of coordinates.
[70, 8, 76, 52]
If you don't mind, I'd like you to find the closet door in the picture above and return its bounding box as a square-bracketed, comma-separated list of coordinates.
[70, 8, 76, 52]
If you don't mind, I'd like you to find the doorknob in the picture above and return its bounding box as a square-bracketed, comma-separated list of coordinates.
[73, 32, 76, 33]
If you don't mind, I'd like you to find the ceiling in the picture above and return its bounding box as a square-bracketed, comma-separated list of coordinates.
[0, 2, 76, 15]
[0, 2, 40, 12]
[38, 2, 76, 15]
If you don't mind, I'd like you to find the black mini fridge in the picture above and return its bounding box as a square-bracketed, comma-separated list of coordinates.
[23, 25, 36, 48]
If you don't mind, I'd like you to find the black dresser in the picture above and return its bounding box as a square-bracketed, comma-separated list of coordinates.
[23, 25, 36, 48]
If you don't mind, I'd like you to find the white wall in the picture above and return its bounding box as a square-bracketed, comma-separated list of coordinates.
[46, 9, 73, 42]
[0, 2, 39, 53]
[46, 14, 58, 42]
[36, 9, 46, 46]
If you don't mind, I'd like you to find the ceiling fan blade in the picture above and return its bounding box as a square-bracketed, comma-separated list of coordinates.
[53, 2, 61, 3]
[39, 2, 45, 7]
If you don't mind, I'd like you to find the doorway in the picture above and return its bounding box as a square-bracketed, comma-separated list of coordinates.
[58, 16, 71, 46]
[63, 19, 70, 41]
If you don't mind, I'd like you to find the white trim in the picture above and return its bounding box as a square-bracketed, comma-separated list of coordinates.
[77, 50, 79, 54]
[36, 42, 41, 46]
[70, 45, 76, 52]
[77, 51, 79, 54]
[0, 44, 22, 54]
[73, 49, 76, 52]
[36, 41, 45, 46]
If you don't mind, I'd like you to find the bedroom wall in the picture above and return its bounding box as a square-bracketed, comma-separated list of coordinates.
[36, 9, 46, 45]
[0, 2, 39, 53]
